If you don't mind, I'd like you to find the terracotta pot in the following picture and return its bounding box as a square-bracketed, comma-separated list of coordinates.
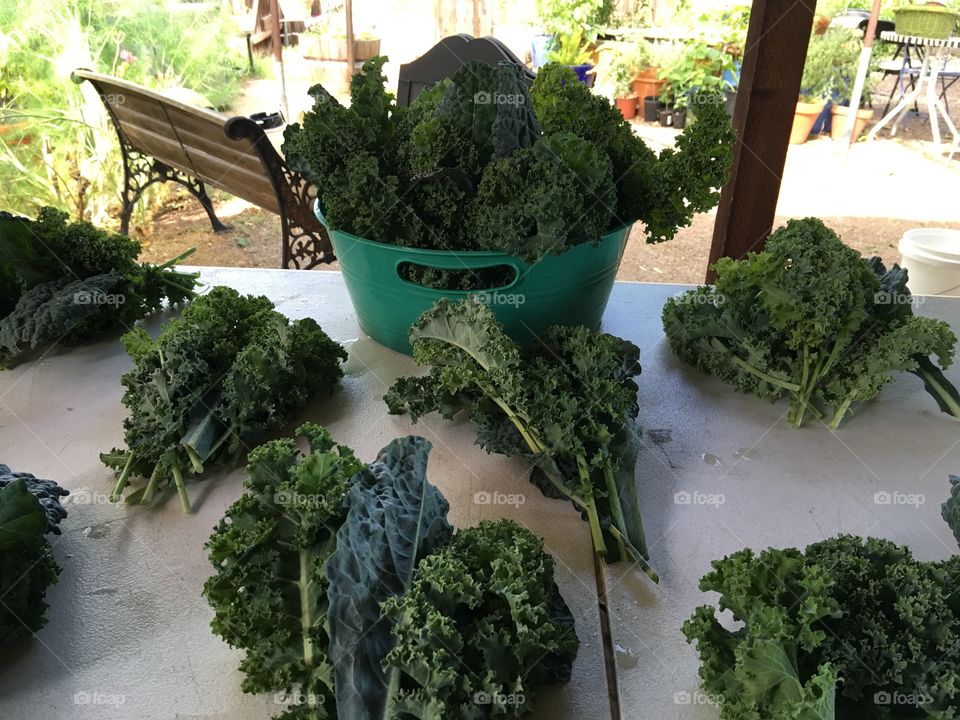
[632, 67, 666, 104]
[814, 15, 831, 34]
[829, 105, 874, 141]
[790, 101, 826, 144]
[301, 35, 381, 61]
[615, 96, 637, 120]
[0, 121, 33, 146]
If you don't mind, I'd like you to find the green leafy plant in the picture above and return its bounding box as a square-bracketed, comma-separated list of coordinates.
[536, 0, 614, 42]
[102, 287, 347, 512]
[204, 425, 578, 720]
[662, 218, 960, 428]
[384, 298, 656, 579]
[0, 207, 197, 368]
[0, 477, 66, 646]
[546, 28, 594, 65]
[658, 41, 735, 109]
[803, 28, 878, 106]
[683, 504, 960, 719]
[283, 56, 735, 289]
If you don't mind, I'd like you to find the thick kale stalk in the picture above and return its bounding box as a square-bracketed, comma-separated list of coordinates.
[103, 287, 347, 512]
[205, 427, 578, 720]
[663, 218, 960, 428]
[384, 298, 657, 581]
[0, 207, 198, 367]
[684, 519, 960, 720]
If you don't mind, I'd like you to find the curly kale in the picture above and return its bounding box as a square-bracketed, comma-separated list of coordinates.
[663, 218, 960, 428]
[205, 427, 577, 720]
[102, 286, 347, 512]
[383, 520, 580, 719]
[385, 298, 655, 579]
[282, 56, 734, 287]
[0, 207, 197, 367]
[0, 479, 63, 647]
[684, 533, 960, 719]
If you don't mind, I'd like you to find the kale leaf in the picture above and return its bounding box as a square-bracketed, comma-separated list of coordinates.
[103, 287, 347, 512]
[205, 427, 577, 720]
[0, 464, 69, 535]
[944, 474, 960, 548]
[662, 218, 960, 428]
[0, 207, 197, 367]
[0, 478, 63, 647]
[384, 298, 656, 579]
[684, 533, 960, 719]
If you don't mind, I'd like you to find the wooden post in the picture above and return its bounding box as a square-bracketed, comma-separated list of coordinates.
[706, 0, 817, 281]
[345, 0, 355, 81]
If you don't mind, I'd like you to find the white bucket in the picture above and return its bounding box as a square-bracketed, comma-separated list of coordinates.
[898, 228, 960, 297]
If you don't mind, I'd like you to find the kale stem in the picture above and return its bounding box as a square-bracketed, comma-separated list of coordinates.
[607, 526, 659, 583]
[155, 247, 197, 271]
[577, 459, 607, 559]
[478, 381, 545, 454]
[829, 397, 853, 430]
[600, 461, 629, 561]
[297, 549, 317, 710]
[709, 339, 800, 392]
[171, 463, 191, 513]
[185, 445, 204, 474]
[141, 463, 162, 505]
[110, 451, 136, 502]
[918, 365, 960, 419]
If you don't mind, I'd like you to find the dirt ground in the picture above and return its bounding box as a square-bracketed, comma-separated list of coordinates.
[136, 67, 960, 285]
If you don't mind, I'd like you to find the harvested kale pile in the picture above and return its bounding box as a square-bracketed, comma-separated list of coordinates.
[283, 57, 734, 288]
[0, 207, 197, 367]
[204, 425, 577, 720]
[663, 218, 960, 428]
[384, 298, 655, 579]
[102, 287, 346, 512]
[684, 497, 960, 720]
[0, 464, 69, 534]
[0, 475, 68, 646]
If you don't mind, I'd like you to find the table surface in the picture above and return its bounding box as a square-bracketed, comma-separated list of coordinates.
[1, 268, 958, 720]
[880, 30, 960, 47]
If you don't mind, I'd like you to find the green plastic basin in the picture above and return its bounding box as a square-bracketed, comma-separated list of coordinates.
[317, 204, 631, 354]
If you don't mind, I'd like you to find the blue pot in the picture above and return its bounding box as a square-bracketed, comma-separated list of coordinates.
[530, 34, 554, 69]
[570, 63, 595, 87]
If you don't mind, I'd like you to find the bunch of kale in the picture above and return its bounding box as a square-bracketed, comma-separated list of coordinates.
[283, 57, 734, 288]
[102, 287, 346, 512]
[384, 298, 655, 579]
[684, 485, 960, 719]
[0, 207, 197, 367]
[663, 218, 960, 428]
[204, 425, 577, 720]
[0, 469, 69, 646]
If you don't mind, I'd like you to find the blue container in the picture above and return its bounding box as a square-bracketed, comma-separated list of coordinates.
[571, 63, 595, 86]
[530, 34, 554, 68]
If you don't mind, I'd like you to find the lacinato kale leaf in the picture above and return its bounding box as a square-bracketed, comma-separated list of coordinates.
[102, 286, 347, 512]
[326, 436, 453, 719]
[944, 475, 960, 548]
[384, 298, 656, 580]
[684, 532, 960, 719]
[662, 218, 960, 428]
[0, 478, 63, 647]
[0, 464, 69, 535]
[0, 207, 197, 367]
[205, 427, 578, 720]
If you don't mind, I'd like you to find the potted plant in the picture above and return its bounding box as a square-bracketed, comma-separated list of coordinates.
[546, 29, 595, 85]
[658, 42, 734, 129]
[591, 44, 638, 118]
[821, 29, 879, 141]
[632, 42, 668, 111]
[790, 32, 833, 144]
[536, 0, 612, 75]
[612, 59, 637, 120]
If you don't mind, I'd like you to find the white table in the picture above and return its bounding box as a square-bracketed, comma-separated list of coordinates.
[868, 31, 960, 158]
[1, 268, 958, 720]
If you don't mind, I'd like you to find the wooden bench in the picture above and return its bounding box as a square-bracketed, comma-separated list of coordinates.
[72, 69, 333, 269]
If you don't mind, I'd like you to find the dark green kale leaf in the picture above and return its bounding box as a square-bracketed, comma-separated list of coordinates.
[0, 479, 62, 647]
[383, 519, 580, 719]
[663, 218, 960, 428]
[204, 424, 364, 720]
[0, 465, 69, 535]
[944, 475, 960, 548]
[103, 287, 347, 512]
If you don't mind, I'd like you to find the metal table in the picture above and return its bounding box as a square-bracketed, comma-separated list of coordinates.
[868, 31, 960, 158]
[1, 268, 958, 720]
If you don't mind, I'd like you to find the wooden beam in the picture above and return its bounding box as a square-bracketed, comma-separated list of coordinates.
[706, 0, 817, 281]
[345, 0, 355, 81]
